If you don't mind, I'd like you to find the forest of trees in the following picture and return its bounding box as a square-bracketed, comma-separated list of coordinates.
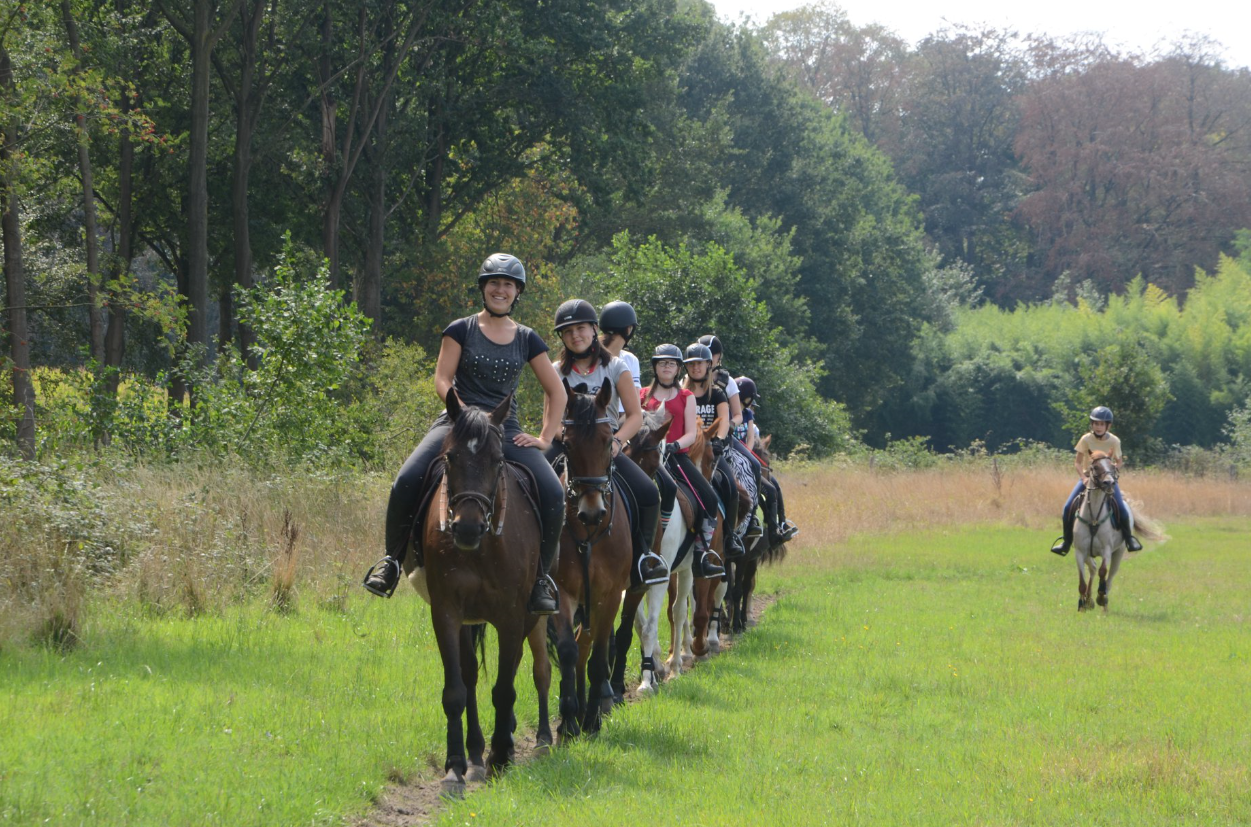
[4, 0, 1251, 465]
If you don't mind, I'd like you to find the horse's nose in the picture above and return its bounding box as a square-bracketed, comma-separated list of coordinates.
[577, 503, 606, 526]
[451, 518, 487, 549]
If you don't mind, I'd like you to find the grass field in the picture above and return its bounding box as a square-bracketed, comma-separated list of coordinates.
[3, 464, 1251, 825]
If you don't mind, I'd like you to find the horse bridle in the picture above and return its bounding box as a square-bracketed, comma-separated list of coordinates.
[438, 425, 508, 536]
[558, 414, 618, 546]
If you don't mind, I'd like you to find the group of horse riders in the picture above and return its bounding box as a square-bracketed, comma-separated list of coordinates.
[362, 252, 799, 613]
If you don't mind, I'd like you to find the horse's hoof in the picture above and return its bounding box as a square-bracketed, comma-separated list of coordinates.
[465, 762, 488, 783]
[708, 640, 721, 655]
[440, 770, 466, 799]
[1096, 595, 1108, 607]
[612, 692, 626, 706]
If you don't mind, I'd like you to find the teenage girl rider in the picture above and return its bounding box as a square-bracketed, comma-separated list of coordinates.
[735, 376, 798, 543]
[598, 301, 643, 399]
[1050, 406, 1143, 555]
[640, 344, 725, 579]
[545, 299, 668, 588]
[682, 342, 746, 560]
[362, 254, 567, 614]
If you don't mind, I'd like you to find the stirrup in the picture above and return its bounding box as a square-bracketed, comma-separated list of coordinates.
[1125, 535, 1143, 552]
[694, 551, 724, 579]
[362, 556, 402, 598]
[1049, 537, 1070, 557]
[527, 575, 558, 616]
[778, 520, 799, 541]
[726, 532, 746, 561]
[744, 517, 764, 541]
[638, 552, 670, 586]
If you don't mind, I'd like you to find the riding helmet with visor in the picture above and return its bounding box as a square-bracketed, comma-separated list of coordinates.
[599, 301, 638, 342]
[651, 343, 683, 365]
[735, 376, 759, 404]
[553, 299, 598, 331]
[477, 253, 526, 291]
[1089, 406, 1114, 423]
[683, 343, 713, 363]
[697, 334, 723, 357]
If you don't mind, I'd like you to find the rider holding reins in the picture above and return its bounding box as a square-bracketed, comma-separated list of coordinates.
[1050, 406, 1143, 556]
[544, 299, 669, 590]
[362, 254, 567, 614]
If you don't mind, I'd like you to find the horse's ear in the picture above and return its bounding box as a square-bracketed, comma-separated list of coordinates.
[594, 377, 612, 411]
[703, 416, 721, 437]
[490, 392, 512, 428]
[644, 415, 671, 448]
[762, 434, 771, 448]
[446, 391, 462, 422]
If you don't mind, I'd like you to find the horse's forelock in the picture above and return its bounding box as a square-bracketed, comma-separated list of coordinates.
[564, 391, 608, 445]
[446, 405, 499, 456]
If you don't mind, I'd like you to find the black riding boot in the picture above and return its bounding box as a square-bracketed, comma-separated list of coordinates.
[528, 535, 559, 615]
[363, 553, 403, 598]
[693, 516, 724, 579]
[631, 499, 669, 590]
[1050, 504, 1075, 556]
[1121, 521, 1143, 552]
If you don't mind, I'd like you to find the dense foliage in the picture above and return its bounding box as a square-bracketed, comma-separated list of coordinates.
[3, 0, 1250, 465]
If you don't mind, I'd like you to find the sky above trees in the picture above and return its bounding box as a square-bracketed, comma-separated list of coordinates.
[713, 0, 1251, 70]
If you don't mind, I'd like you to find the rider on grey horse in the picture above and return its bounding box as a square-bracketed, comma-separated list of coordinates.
[1050, 406, 1143, 556]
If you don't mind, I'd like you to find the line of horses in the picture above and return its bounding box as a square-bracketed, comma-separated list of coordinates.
[404, 384, 789, 796]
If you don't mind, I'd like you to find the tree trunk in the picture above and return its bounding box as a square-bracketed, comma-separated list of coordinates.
[1, 47, 35, 460]
[62, 0, 105, 364]
[103, 126, 134, 400]
[361, 97, 387, 331]
[186, 0, 213, 357]
[230, 122, 255, 361]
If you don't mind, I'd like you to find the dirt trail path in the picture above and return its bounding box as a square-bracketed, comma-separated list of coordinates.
[355, 592, 779, 827]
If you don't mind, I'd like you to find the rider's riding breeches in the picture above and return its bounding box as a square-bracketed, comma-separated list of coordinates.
[668, 452, 719, 526]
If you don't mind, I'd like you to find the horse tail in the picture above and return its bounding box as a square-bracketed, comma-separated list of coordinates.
[545, 615, 560, 665]
[471, 623, 489, 677]
[762, 541, 789, 566]
[1123, 491, 1168, 544]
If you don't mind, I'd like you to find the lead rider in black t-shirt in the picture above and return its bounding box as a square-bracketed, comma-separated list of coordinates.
[362, 254, 568, 614]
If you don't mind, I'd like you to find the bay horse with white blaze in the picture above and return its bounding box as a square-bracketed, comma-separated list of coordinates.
[404, 392, 543, 796]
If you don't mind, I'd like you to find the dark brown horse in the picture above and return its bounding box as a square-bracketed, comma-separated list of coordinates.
[405, 392, 543, 796]
[549, 381, 633, 737]
[726, 434, 789, 633]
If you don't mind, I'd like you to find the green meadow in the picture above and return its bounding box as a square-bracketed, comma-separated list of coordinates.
[3, 521, 1249, 826]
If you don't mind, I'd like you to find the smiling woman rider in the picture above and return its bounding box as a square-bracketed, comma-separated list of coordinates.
[362, 254, 568, 614]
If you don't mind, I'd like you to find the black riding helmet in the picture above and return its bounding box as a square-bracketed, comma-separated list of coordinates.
[735, 376, 759, 404]
[1090, 406, 1114, 423]
[554, 298, 598, 331]
[599, 301, 638, 342]
[683, 343, 713, 363]
[477, 253, 526, 291]
[697, 334, 723, 357]
[651, 343, 683, 364]
[477, 253, 525, 317]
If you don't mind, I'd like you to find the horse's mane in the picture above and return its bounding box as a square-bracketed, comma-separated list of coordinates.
[635, 408, 669, 444]
[445, 405, 498, 452]
[1090, 450, 1111, 461]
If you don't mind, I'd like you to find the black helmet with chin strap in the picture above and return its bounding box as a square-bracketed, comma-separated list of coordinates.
[651, 343, 683, 364]
[477, 253, 525, 317]
[554, 298, 598, 331]
[697, 334, 723, 357]
[735, 376, 759, 403]
[477, 253, 526, 290]
[599, 301, 637, 339]
[683, 343, 713, 363]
